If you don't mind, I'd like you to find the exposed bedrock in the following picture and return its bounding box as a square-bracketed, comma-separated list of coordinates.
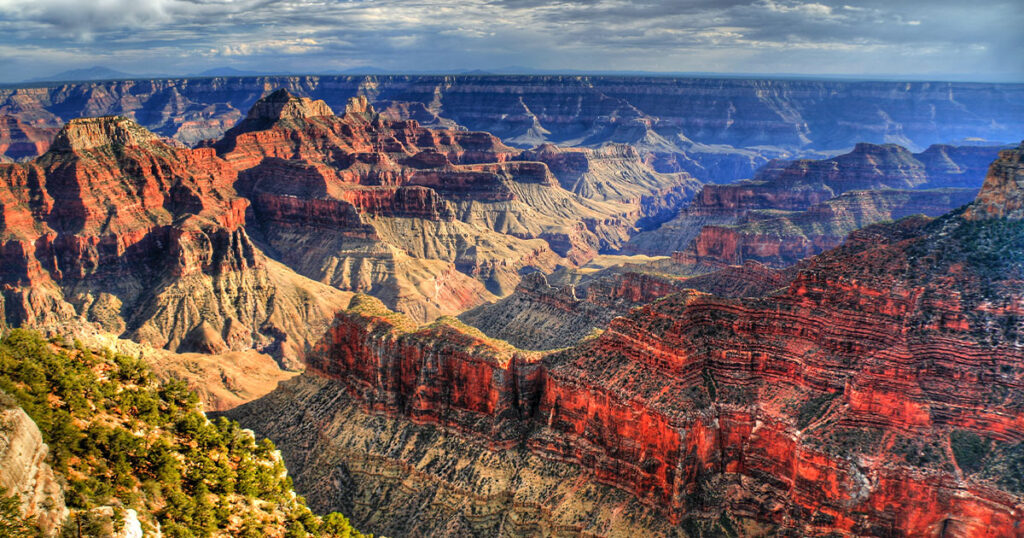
[232, 146, 1024, 536]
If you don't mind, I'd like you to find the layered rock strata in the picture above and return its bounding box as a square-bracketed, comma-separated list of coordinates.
[3, 76, 1022, 181]
[628, 142, 1003, 260]
[0, 115, 56, 161]
[232, 143, 1024, 536]
[213, 90, 683, 321]
[460, 261, 792, 350]
[0, 115, 352, 366]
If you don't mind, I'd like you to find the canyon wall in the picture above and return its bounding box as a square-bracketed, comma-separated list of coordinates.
[231, 143, 1024, 536]
[627, 142, 1003, 261]
[0, 114, 352, 367]
[2, 76, 1022, 181]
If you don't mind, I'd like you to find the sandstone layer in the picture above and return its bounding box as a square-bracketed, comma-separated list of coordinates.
[0, 402, 67, 536]
[0, 115, 352, 367]
[0, 115, 56, 161]
[231, 143, 1024, 536]
[627, 142, 1003, 260]
[212, 89, 691, 322]
[460, 261, 793, 351]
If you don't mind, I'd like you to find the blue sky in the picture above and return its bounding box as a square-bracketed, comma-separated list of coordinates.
[0, 0, 1021, 82]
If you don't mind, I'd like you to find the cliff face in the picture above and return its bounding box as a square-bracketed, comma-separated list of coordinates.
[0, 88, 701, 358]
[965, 143, 1024, 219]
[682, 187, 979, 268]
[0, 115, 56, 161]
[2, 76, 1021, 181]
[0, 402, 67, 536]
[627, 142, 1003, 259]
[214, 90, 677, 322]
[231, 144, 1024, 536]
[0, 115, 352, 367]
[519, 143, 702, 227]
[460, 262, 793, 350]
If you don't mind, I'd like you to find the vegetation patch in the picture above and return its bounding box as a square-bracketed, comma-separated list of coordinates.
[950, 429, 991, 474]
[796, 393, 838, 430]
[0, 329, 368, 538]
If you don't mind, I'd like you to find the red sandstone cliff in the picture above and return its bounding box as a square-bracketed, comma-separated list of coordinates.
[0, 116, 351, 367]
[627, 142, 1002, 265]
[212, 90, 662, 322]
[0, 115, 56, 161]
[272, 143, 1024, 536]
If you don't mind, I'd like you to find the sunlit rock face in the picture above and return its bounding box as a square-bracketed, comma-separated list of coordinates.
[208, 89, 696, 322]
[231, 145, 1024, 537]
[0, 115, 351, 368]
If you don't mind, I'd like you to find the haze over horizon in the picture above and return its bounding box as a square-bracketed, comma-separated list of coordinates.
[0, 0, 1021, 84]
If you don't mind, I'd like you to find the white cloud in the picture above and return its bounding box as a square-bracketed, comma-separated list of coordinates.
[208, 37, 323, 57]
[0, 0, 1016, 82]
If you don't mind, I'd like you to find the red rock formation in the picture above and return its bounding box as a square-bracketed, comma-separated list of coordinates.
[0, 116, 350, 366]
[0, 115, 56, 161]
[303, 143, 1024, 535]
[214, 89, 650, 321]
[628, 142, 1002, 260]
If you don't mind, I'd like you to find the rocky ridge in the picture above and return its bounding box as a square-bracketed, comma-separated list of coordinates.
[0, 114, 352, 367]
[3, 76, 1022, 182]
[627, 142, 1003, 262]
[211, 89, 693, 321]
[0, 88, 703, 363]
[231, 142, 1024, 536]
[460, 261, 793, 350]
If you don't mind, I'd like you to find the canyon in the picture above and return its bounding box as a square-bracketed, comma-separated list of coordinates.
[230, 142, 1024, 536]
[0, 113, 354, 368]
[0, 88, 700, 363]
[2, 76, 1022, 181]
[0, 75, 1020, 536]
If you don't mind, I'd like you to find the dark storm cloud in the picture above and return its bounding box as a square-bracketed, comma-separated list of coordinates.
[0, 0, 1019, 82]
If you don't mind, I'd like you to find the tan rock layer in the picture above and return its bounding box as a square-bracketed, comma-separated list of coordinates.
[301, 157, 1024, 535]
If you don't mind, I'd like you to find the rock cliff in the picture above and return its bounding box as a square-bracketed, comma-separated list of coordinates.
[0, 399, 66, 536]
[628, 142, 1003, 259]
[460, 261, 793, 350]
[214, 90, 674, 322]
[230, 143, 1024, 536]
[0, 115, 56, 161]
[681, 187, 979, 268]
[0, 115, 352, 367]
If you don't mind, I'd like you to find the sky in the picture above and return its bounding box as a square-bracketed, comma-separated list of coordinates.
[0, 0, 1021, 83]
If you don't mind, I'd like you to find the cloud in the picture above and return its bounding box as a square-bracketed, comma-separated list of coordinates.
[206, 38, 324, 57]
[0, 0, 1019, 82]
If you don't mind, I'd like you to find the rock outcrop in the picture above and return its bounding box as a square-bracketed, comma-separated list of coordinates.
[965, 142, 1024, 220]
[0, 115, 352, 367]
[212, 90, 669, 322]
[231, 144, 1024, 536]
[680, 187, 979, 268]
[0, 400, 67, 536]
[519, 143, 702, 227]
[0, 115, 56, 161]
[628, 142, 1003, 260]
[460, 261, 793, 350]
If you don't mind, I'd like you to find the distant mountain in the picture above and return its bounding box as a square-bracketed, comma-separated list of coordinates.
[26, 66, 135, 83]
